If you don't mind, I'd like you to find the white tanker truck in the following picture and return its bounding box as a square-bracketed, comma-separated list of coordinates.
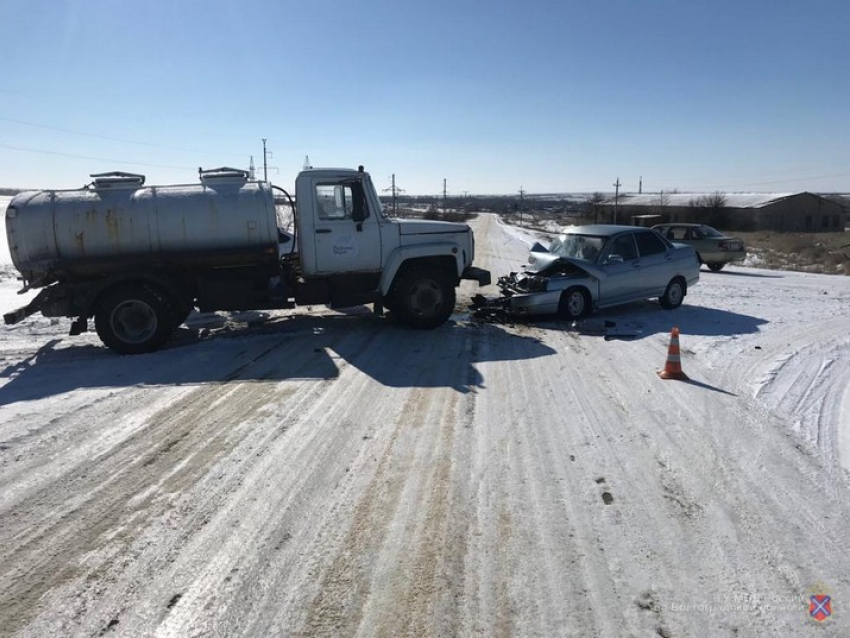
[4, 166, 490, 354]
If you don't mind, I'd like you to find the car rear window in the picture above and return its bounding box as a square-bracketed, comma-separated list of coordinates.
[664, 226, 688, 240]
[698, 225, 724, 238]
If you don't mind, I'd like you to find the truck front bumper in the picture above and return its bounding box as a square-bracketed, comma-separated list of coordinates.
[461, 266, 491, 287]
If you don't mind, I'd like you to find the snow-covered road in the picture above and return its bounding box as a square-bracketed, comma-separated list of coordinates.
[1, 211, 849, 637]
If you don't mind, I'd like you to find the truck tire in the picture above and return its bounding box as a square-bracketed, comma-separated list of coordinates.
[391, 267, 456, 329]
[94, 284, 176, 354]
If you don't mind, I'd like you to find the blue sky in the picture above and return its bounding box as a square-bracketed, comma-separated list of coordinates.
[1, 0, 848, 195]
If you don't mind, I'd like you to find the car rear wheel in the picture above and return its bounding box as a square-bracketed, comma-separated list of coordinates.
[659, 277, 686, 310]
[707, 262, 725, 272]
[557, 287, 591, 320]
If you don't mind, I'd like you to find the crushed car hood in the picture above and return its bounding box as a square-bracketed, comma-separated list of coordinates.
[525, 251, 608, 279]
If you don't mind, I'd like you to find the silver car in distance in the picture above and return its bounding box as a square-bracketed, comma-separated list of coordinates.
[491, 225, 700, 319]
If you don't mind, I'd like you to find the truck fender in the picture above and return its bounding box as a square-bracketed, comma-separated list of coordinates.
[87, 272, 192, 320]
[379, 243, 465, 296]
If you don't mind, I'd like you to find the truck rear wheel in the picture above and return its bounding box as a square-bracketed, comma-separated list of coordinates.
[391, 267, 456, 329]
[95, 284, 176, 354]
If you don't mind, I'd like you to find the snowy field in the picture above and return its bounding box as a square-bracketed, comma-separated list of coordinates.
[1, 203, 849, 637]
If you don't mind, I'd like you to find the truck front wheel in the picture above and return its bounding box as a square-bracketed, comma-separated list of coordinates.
[391, 267, 456, 329]
[95, 285, 176, 354]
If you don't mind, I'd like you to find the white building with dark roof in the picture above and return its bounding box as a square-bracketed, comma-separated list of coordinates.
[600, 191, 848, 232]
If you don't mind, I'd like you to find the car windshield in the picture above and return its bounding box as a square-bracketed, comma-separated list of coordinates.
[697, 225, 724, 238]
[548, 233, 607, 262]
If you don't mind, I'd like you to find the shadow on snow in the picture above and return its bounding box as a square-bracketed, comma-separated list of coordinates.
[515, 300, 768, 341]
[0, 310, 556, 404]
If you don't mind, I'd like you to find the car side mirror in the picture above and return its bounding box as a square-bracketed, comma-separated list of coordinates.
[605, 254, 624, 264]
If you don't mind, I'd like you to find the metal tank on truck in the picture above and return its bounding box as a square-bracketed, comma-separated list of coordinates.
[7, 169, 280, 287]
[4, 166, 490, 354]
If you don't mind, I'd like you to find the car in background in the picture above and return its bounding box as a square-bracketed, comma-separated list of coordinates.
[483, 225, 700, 319]
[652, 223, 746, 271]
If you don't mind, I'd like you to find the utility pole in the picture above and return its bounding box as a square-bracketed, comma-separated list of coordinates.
[639, 176, 642, 194]
[262, 138, 270, 182]
[613, 177, 621, 224]
[518, 186, 525, 227]
[443, 178, 447, 215]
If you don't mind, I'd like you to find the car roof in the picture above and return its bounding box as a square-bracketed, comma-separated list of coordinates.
[560, 224, 654, 237]
[652, 222, 704, 228]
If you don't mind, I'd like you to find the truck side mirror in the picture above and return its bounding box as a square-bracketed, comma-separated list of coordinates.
[351, 182, 367, 230]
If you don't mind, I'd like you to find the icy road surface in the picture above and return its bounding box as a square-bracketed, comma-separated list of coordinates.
[1, 211, 849, 637]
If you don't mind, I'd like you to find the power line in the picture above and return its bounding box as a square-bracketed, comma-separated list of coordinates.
[0, 116, 219, 155]
[0, 143, 197, 171]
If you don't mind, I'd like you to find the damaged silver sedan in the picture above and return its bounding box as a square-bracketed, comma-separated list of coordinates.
[476, 225, 700, 320]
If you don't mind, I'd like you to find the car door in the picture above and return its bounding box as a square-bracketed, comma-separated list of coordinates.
[598, 232, 644, 305]
[634, 230, 675, 296]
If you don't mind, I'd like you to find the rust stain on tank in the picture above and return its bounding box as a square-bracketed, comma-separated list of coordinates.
[105, 208, 120, 243]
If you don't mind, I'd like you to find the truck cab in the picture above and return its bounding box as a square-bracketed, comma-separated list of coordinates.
[290, 167, 489, 326]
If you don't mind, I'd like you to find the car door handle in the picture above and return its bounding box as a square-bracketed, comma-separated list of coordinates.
[316, 229, 332, 234]
[632, 262, 641, 268]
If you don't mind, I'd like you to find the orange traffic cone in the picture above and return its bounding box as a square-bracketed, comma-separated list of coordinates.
[658, 327, 689, 380]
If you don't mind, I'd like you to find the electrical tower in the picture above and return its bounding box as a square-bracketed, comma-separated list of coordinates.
[382, 174, 405, 216]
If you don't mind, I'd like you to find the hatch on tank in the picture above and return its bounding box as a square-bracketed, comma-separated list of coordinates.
[199, 167, 249, 186]
[90, 172, 146, 189]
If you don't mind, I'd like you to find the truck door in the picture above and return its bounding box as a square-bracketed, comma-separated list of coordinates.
[312, 180, 383, 274]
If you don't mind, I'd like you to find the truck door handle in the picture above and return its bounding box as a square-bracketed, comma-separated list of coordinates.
[316, 229, 332, 234]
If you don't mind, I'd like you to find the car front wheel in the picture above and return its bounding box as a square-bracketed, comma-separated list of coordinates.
[707, 262, 725, 272]
[659, 277, 686, 310]
[557, 287, 591, 320]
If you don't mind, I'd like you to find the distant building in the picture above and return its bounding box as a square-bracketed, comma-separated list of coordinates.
[599, 192, 848, 232]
